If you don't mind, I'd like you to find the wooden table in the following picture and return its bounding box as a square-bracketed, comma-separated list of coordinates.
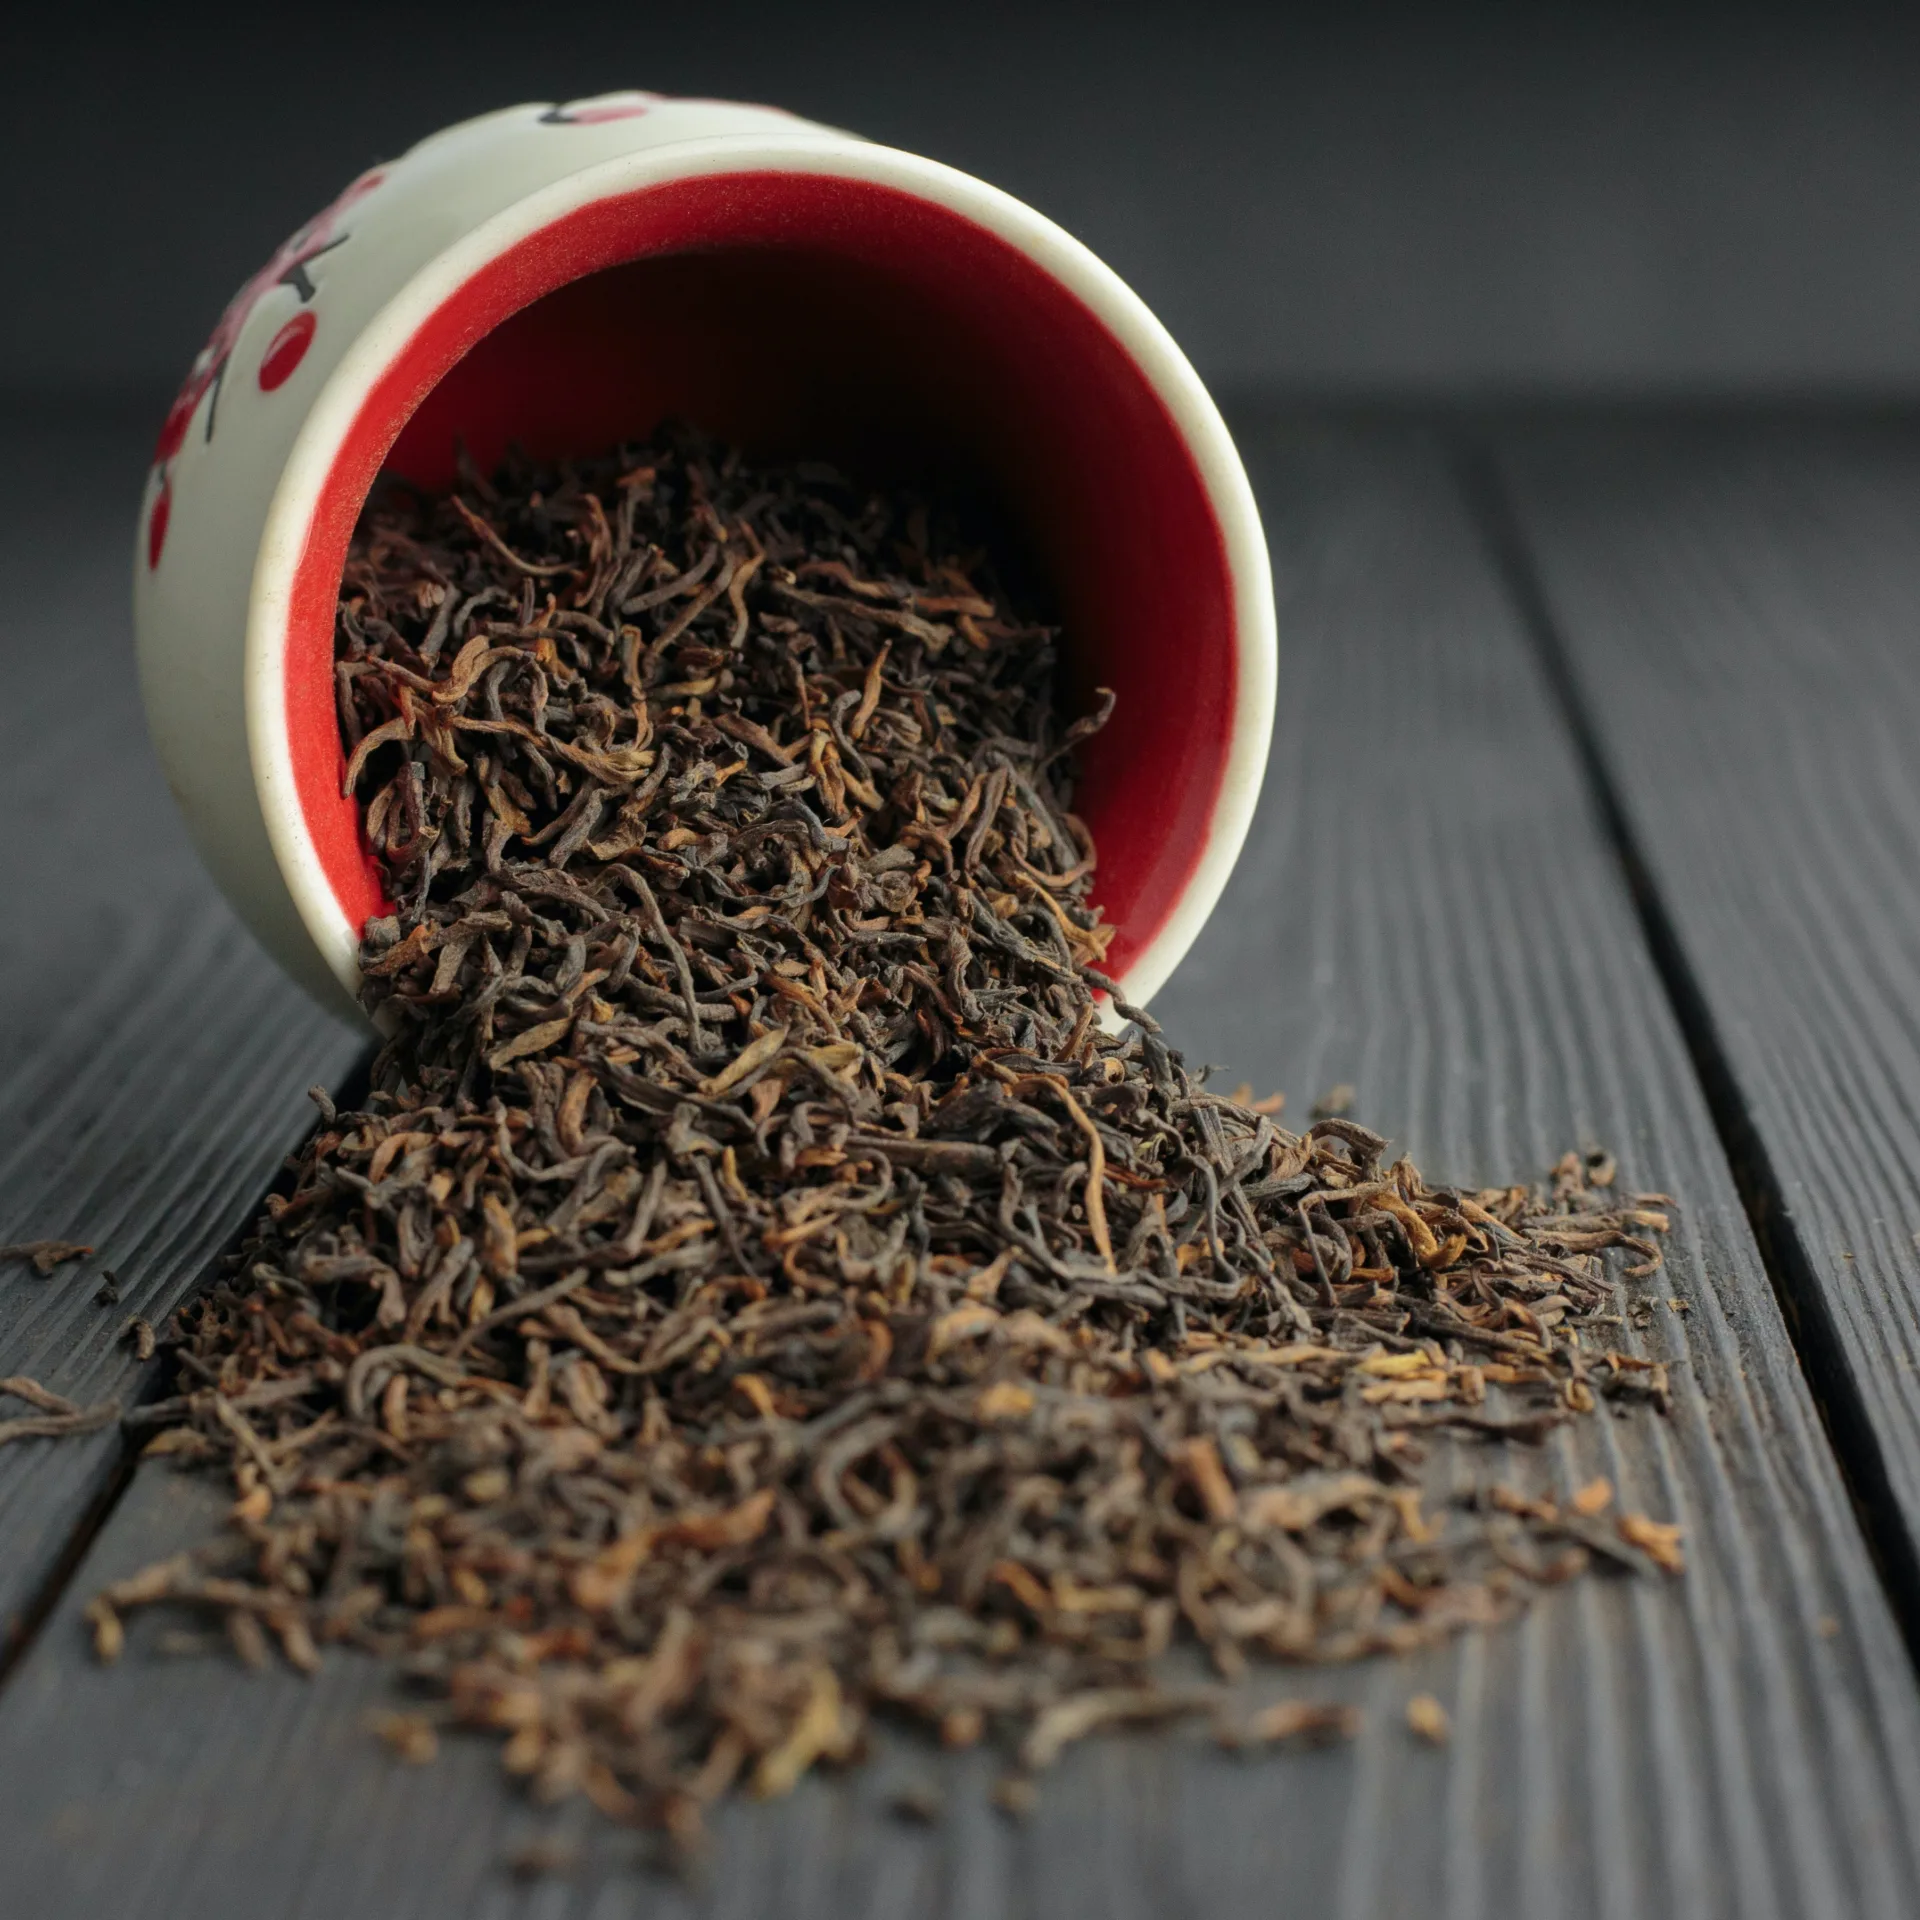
[7, 403, 1920, 1918]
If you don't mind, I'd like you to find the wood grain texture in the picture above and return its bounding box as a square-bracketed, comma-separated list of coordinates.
[3, 419, 1919, 1919]
[0, 409, 363, 1653]
[1495, 417, 1920, 1597]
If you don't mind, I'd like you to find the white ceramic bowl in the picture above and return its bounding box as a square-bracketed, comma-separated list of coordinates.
[133, 91, 1275, 1025]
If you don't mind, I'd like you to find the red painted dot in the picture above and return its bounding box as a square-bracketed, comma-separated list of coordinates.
[147, 479, 172, 570]
[153, 386, 197, 463]
[543, 95, 658, 124]
[566, 100, 654, 123]
[258, 309, 317, 392]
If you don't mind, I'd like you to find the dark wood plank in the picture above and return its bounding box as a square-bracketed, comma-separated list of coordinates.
[0, 407, 362, 1654]
[4, 419, 1919, 1919]
[1494, 417, 1920, 1609]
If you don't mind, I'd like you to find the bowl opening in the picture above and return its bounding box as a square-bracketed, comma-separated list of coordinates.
[285, 171, 1237, 987]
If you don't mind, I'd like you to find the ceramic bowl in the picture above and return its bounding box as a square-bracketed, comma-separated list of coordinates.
[133, 90, 1275, 1023]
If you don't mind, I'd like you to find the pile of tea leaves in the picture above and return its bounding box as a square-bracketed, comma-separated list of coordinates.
[95, 430, 1678, 1847]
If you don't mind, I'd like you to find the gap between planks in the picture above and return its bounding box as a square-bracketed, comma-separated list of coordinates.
[1455, 435, 1920, 1678]
[0, 1041, 374, 1692]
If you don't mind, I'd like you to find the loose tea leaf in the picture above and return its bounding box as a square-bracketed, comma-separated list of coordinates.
[1617, 1512, 1686, 1573]
[107, 429, 1677, 1842]
[0, 1239, 93, 1275]
[1405, 1693, 1450, 1745]
[1216, 1699, 1361, 1750]
[0, 1375, 118, 1447]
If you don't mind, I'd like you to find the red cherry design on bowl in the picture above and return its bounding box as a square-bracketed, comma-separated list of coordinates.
[147, 479, 172, 570]
[259, 310, 318, 392]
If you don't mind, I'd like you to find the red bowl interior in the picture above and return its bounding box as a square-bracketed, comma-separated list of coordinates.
[287, 171, 1236, 984]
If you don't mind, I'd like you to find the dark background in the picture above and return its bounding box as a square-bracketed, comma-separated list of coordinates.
[9, 1, 1920, 411]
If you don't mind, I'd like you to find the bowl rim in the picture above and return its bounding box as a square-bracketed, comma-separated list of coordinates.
[243, 128, 1276, 1014]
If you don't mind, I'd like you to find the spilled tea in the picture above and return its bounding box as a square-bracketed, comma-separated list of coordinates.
[96, 431, 1677, 1845]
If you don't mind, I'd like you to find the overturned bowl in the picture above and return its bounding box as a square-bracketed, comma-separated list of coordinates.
[133, 91, 1275, 1024]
